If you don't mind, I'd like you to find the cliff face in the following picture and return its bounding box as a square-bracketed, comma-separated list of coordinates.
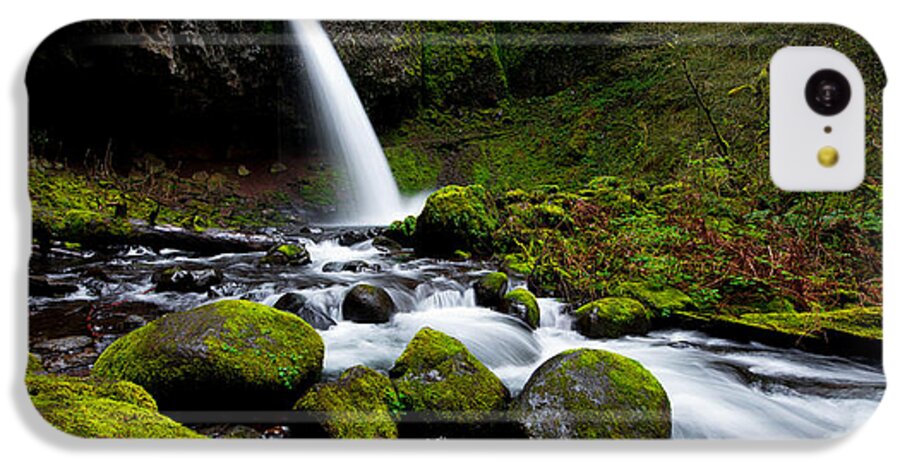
[27, 20, 622, 170]
[27, 20, 311, 168]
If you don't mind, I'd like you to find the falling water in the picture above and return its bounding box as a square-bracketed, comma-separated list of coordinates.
[292, 20, 412, 225]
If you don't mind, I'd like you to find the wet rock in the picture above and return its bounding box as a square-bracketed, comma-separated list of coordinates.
[93, 300, 325, 410]
[322, 260, 382, 273]
[152, 266, 223, 293]
[501, 288, 540, 330]
[29, 275, 79, 297]
[83, 266, 111, 282]
[389, 328, 512, 437]
[341, 284, 396, 324]
[338, 230, 369, 246]
[196, 424, 262, 439]
[473, 272, 508, 309]
[515, 348, 671, 438]
[273, 292, 336, 330]
[42, 350, 99, 375]
[372, 236, 403, 253]
[294, 365, 399, 438]
[32, 335, 93, 354]
[259, 243, 311, 266]
[123, 315, 147, 330]
[573, 297, 650, 339]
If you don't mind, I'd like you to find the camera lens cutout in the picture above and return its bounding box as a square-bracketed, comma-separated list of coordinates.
[805, 69, 851, 116]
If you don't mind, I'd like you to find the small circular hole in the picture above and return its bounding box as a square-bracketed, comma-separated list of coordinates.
[824, 126, 833, 134]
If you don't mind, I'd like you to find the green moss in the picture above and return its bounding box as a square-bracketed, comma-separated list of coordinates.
[414, 184, 498, 256]
[93, 300, 324, 410]
[502, 288, 540, 329]
[516, 348, 671, 438]
[574, 297, 651, 338]
[481, 272, 508, 294]
[26, 374, 202, 438]
[736, 307, 882, 340]
[613, 282, 695, 315]
[384, 146, 441, 194]
[764, 298, 796, 313]
[27, 353, 44, 375]
[294, 365, 399, 438]
[385, 215, 417, 246]
[260, 243, 311, 266]
[389, 328, 509, 431]
[277, 244, 301, 257]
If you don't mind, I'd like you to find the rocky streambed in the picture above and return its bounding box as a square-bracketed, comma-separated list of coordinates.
[27, 226, 885, 439]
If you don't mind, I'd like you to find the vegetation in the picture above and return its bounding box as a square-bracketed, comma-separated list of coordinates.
[26, 374, 202, 438]
[381, 23, 881, 319]
[294, 365, 399, 438]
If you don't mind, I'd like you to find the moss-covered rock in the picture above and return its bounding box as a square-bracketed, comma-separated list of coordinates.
[341, 284, 397, 324]
[389, 328, 511, 437]
[294, 365, 399, 438]
[414, 185, 497, 257]
[613, 281, 694, 314]
[26, 374, 202, 438]
[93, 300, 324, 410]
[573, 297, 650, 339]
[515, 348, 671, 438]
[473, 271, 508, 308]
[501, 288, 540, 329]
[672, 306, 882, 358]
[260, 243, 311, 266]
[384, 215, 417, 247]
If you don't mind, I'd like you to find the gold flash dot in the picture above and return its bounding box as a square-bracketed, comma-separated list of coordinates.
[817, 146, 839, 168]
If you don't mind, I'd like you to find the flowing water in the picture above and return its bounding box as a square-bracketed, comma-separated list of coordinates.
[28, 228, 885, 439]
[292, 20, 428, 225]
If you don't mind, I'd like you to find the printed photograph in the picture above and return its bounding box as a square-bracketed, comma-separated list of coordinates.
[26, 20, 884, 439]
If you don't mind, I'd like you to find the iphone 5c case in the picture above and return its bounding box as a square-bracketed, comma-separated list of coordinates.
[26, 20, 884, 439]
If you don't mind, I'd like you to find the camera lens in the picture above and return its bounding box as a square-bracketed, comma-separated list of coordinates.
[805, 69, 851, 116]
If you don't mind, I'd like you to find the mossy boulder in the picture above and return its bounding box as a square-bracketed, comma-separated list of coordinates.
[473, 272, 509, 308]
[501, 288, 540, 329]
[384, 215, 417, 247]
[93, 300, 324, 410]
[294, 365, 399, 438]
[573, 297, 650, 339]
[515, 348, 671, 438]
[414, 185, 497, 257]
[613, 281, 694, 314]
[341, 284, 397, 324]
[389, 328, 512, 437]
[260, 243, 311, 266]
[26, 374, 202, 438]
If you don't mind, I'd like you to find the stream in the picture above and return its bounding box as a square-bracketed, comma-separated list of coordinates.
[27, 227, 885, 439]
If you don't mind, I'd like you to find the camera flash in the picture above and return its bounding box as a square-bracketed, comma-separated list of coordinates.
[817, 146, 839, 168]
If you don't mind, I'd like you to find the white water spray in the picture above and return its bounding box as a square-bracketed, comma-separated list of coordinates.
[292, 20, 425, 225]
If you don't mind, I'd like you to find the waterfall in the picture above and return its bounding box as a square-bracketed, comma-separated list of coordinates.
[292, 20, 406, 225]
